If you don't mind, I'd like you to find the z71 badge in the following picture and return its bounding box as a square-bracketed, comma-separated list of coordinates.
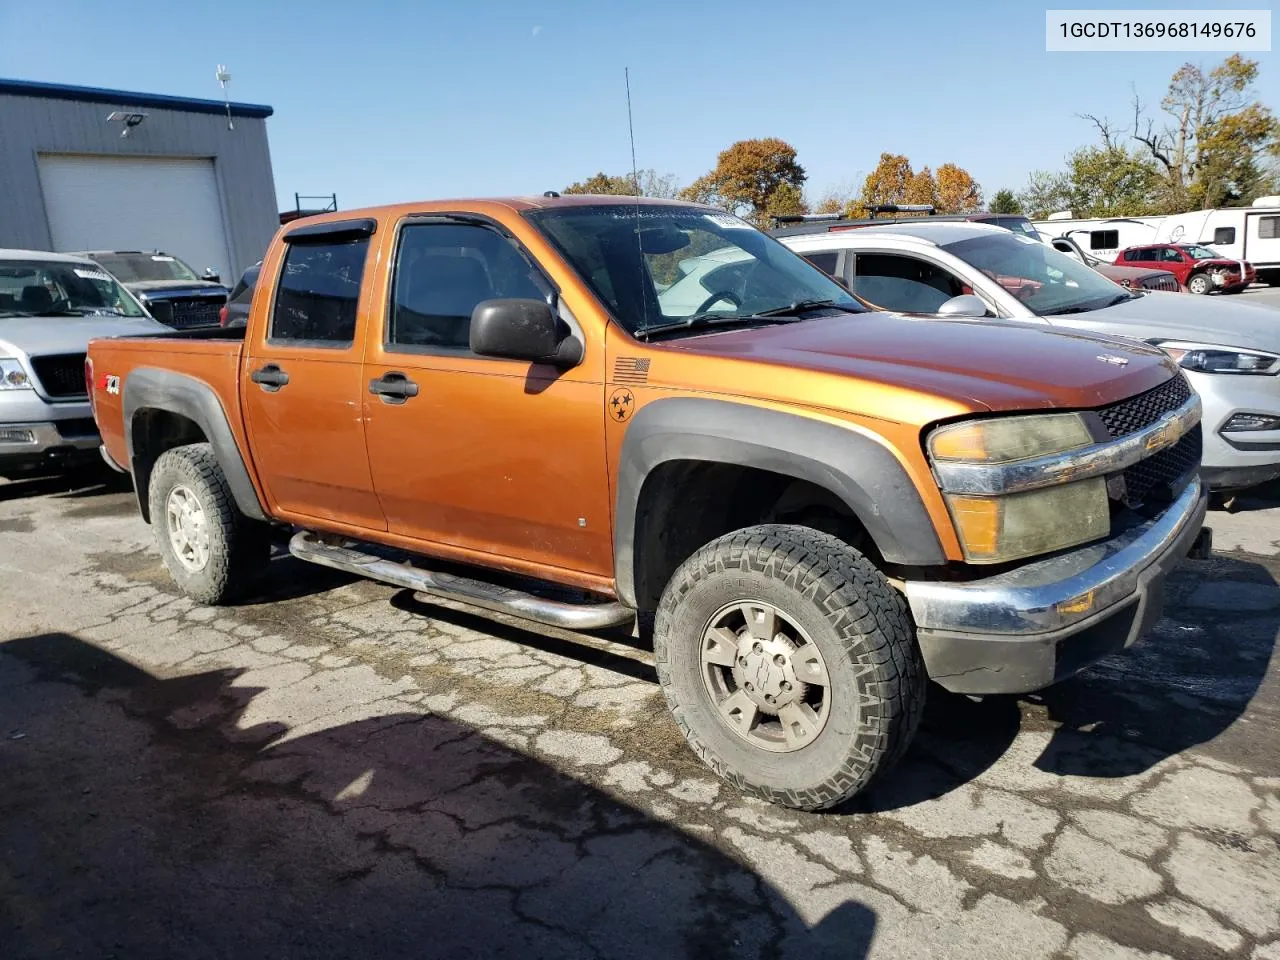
[98, 375, 120, 395]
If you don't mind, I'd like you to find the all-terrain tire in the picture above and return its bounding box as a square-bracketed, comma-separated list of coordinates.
[148, 443, 270, 604]
[654, 524, 926, 811]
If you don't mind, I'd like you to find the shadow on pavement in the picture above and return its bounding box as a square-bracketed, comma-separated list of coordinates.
[0, 632, 876, 960]
[864, 554, 1277, 810]
[0, 465, 131, 504]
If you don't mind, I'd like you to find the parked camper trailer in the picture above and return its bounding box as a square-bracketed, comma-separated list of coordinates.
[1031, 213, 1163, 260]
[1154, 198, 1280, 286]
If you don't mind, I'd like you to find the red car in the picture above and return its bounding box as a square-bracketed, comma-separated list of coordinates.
[1115, 243, 1256, 295]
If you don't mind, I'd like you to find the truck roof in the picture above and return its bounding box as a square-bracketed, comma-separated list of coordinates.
[280, 195, 713, 228]
[0, 248, 97, 264]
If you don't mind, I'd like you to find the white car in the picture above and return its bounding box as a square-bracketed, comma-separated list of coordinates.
[774, 220, 1280, 492]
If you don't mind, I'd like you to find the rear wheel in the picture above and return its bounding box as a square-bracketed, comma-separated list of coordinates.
[148, 443, 270, 604]
[1187, 273, 1212, 295]
[654, 524, 925, 811]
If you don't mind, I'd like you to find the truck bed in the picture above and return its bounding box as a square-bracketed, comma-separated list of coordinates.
[88, 332, 248, 477]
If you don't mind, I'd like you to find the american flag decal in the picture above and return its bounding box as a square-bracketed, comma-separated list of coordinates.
[613, 357, 650, 384]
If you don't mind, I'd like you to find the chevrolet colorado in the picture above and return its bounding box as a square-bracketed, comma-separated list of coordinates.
[87, 197, 1208, 810]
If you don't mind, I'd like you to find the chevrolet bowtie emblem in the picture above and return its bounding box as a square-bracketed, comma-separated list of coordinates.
[1096, 355, 1129, 366]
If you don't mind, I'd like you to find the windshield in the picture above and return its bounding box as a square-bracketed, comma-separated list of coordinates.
[942, 232, 1130, 316]
[1181, 245, 1223, 261]
[0, 260, 148, 318]
[91, 253, 201, 284]
[985, 216, 1040, 239]
[524, 203, 862, 335]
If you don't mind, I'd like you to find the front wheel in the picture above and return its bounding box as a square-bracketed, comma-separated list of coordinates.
[1187, 273, 1212, 295]
[654, 524, 925, 811]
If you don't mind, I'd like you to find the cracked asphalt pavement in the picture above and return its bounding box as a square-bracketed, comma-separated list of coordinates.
[2, 471, 1278, 959]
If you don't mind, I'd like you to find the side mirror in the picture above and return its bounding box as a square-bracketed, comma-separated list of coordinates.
[936, 294, 988, 318]
[203, 267, 221, 283]
[470, 298, 582, 367]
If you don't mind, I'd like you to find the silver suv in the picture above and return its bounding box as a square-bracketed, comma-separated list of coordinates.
[0, 249, 169, 478]
[775, 220, 1280, 492]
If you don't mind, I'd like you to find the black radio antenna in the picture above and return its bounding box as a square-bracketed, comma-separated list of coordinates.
[625, 67, 640, 197]
[625, 67, 649, 326]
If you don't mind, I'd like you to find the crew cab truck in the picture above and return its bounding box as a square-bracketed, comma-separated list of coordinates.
[87, 197, 1209, 811]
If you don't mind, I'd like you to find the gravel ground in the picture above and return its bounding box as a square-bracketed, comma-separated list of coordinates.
[1, 466, 1278, 960]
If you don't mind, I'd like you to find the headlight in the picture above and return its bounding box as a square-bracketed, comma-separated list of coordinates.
[929, 414, 1109, 563]
[929, 413, 1092, 463]
[0, 357, 32, 390]
[1156, 342, 1280, 375]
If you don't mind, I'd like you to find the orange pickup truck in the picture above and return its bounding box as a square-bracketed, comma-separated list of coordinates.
[87, 196, 1208, 810]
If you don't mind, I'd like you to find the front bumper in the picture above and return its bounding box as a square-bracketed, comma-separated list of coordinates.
[1191, 372, 1280, 490]
[903, 477, 1207, 695]
[0, 420, 100, 472]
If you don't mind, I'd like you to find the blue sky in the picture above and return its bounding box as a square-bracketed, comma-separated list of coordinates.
[2, 0, 1274, 210]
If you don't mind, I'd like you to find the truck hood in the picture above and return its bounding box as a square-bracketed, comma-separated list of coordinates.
[127, 279, 229, 298]
[661, 313, 1177, 413]
[0, 314, 172, 358]
[1050, 291, 1280, 353]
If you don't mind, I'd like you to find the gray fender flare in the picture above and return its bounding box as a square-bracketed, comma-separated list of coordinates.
[123, 367, 267, 522]
[613, 397, 945, 607]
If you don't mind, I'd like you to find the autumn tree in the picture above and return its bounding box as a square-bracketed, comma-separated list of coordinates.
[1131, 54, 1280, 208]
[564, 168, 680, 198]
[904, 166, 938, 206]
[679, 138, 807, 226]
[853, 153, 913, 214]
[850, 154, 982, 216]
[936, 163, 983, 213]
[990, 189, 1022, 214]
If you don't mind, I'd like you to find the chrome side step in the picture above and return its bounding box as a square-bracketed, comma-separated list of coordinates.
[288, 531, 635, 631]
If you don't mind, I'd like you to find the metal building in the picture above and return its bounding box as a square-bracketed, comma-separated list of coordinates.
[0, 78, 279, 284]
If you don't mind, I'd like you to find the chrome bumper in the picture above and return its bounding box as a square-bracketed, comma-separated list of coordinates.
[0, 420, 100, 467]
[904, 477, 1207, 694]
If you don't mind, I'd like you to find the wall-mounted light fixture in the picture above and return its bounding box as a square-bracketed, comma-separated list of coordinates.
[106, 110, 147, 137]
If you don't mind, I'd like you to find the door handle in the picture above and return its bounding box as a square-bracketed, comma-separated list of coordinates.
[251, 364, 289, 392]
[369, 371, 419, 404]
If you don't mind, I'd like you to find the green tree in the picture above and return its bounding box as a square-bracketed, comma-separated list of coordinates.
[1064, 145, 1162, 217]
[1017, 170, 1073, 219]
[564, 169, 681, 198]
[989, 189, 1022, 214]
[679, 138, 807, 226]
[563, 172, 636, 195]
[1132, 55, 1280, 208]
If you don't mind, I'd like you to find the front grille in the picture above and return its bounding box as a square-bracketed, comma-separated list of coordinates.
[1141, 274, 1180, 292]
[1119, 424, 1201, 507]
[1096, 375, 1192, 439]
[169, 298, 223, 329]
[148, 296, 224, 329]
[30, 353, 88, 399]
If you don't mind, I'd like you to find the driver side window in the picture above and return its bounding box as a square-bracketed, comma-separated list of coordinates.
[1159, 248, 1183, 263]
[851, 253, 970, 314]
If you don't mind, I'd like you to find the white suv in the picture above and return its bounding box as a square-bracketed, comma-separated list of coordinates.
[774, 220, 1280, 493]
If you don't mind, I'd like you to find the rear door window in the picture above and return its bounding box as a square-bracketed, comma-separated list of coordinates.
[270, 239, 369, 344]
[851, 253, 967, 313]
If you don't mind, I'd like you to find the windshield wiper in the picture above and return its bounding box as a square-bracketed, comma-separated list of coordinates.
[1042, 293, 1134, 317]
[754, 298, 862, 317]
[635, 313, 803, 341]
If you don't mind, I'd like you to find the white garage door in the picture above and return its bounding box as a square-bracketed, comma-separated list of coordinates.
[38, 154, 232, 283]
